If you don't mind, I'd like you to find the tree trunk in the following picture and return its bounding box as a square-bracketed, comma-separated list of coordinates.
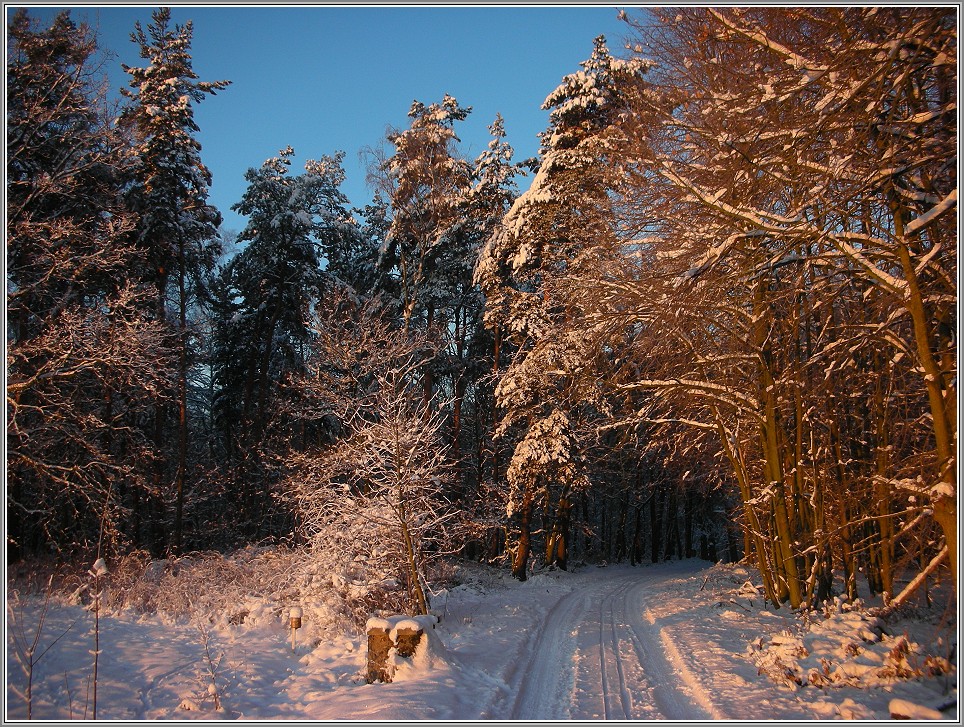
[888, 200, 956, 594]
[896, 234, 957, 592]
[873, 391, 894, 597]
[398, 500, 429, 615]
[649, 485, 661, 564]
[615, 495, 628, 562]
[756, 280, 803, 608]
[450, 373, 467, 500]
[546, 496, 571, 570]
[684, 489, 695, 559]
[511, 492, 534, 581]
[173, 236, 188, 554]
[664, 488, 678, 561]
[631, 505, 643, 566]
[718, 419, 780, 606]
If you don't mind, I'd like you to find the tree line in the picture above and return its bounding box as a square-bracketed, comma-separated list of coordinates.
[7, 7, 956, 614]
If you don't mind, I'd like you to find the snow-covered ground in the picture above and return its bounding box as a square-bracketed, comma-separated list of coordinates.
[6, 557, 957, 722]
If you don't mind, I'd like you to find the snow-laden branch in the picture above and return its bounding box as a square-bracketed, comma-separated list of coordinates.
[617, 378, 764, 424]
[904, 188, 957, 238]
[707, 9, 827, 74]
[875, 545, 948, 617]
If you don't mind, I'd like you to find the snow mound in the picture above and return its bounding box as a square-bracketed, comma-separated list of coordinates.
[365, 616, 393, 632]
[391, 618, 424, 637]
[365, 613, 439, 636]
[889, 697, 945, 720]
[388, 622, 452, 682]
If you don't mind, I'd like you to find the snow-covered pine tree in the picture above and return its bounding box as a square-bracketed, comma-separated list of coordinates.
[324, 192, 388, 299]
[448, 115, 522, 505]
[374, 114, 523, 560]
[120, 6, 230, 552]
[375, 95, 474, 331]
[475, 36, 650, 579]
[120, 6, 229, 321]
[373, 98, 522, 523]
[369, 95, 479, 437]
[210, 148, 356, 537]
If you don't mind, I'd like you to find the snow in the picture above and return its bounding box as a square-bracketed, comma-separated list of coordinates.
[6, 558, 957, 722]
[388, 618, 424, 641]
[891, 697, 946, 720]
[365, 616, 392, 632]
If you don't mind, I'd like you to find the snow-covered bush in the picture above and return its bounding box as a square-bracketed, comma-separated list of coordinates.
[277, 294, 464, 618]
[60, 539, 464, 638]
[283, 378, 462, 617]
[294, 498, 418, 625]
[747, 596, 955, 691]
[67, 545, 416, 637]
[94, 547, 300, 621]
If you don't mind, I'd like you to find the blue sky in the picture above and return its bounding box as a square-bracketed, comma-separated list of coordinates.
[15, 3, 638, 233]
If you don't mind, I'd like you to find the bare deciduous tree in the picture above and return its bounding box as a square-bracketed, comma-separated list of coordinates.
[7, 9, 173, 558]
[575, 6, 956, 606]
[280, 294, 460, 615]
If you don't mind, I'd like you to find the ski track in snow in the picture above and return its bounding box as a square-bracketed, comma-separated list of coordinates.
[506, 586, 584, 719]
[510, 562, 720, 720]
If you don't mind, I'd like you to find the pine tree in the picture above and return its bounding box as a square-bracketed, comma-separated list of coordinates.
[449, 115, 523, 529]
[476, 36, 649, 579]
[324, 193, 386, 298]
[120, 6, 229, 320]
[120, 6, 230, 552]
[375, 95, 474, 331]
[372, 96, 521, 526]
[211, 148, 355, 536]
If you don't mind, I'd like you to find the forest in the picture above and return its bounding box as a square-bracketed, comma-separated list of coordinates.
[7, 6, 957, 621]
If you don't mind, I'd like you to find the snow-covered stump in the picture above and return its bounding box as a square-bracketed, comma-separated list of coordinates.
[366, 620, 394, 684]
[365, 616, 430, 683]
[393, 622, 423, 658]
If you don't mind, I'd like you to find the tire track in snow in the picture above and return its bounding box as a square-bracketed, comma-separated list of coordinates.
[599, 598, 612, 719]
[510, 566, 719, 721]
[601, 580, 633, 719]
[597, 596, 613, 719]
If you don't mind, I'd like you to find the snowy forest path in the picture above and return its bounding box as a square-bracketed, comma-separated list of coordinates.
[509, 561, 724, 720]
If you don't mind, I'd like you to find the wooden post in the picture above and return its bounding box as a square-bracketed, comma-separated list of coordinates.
[289, 606, 302, 653]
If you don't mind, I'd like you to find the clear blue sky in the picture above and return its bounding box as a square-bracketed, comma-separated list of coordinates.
[15, 3, 638, 233]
